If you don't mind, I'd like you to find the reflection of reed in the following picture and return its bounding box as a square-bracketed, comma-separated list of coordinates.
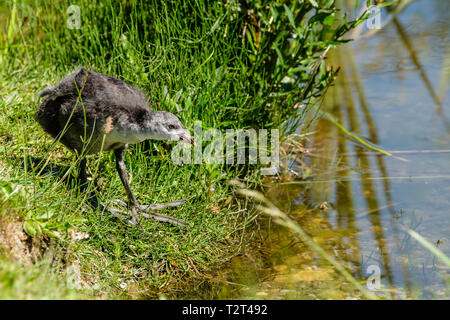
[438, 46, 450, 105]
[341, 44, 413, 297]
[342, 0, 448, 131]
[343, 44, 394, 209]
[308, 106, 336, 205]
[334, 47, 396, 295]
[309, 51, 364, 278]
[392, 17, 450, 133]
[334, 81, 363, 278]
[252, 0, 448, 299]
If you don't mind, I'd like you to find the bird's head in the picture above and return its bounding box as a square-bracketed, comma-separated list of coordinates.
[148, 111, 194, 145]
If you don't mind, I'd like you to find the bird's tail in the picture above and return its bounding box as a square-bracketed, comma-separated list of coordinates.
[39, 86, 55, 98]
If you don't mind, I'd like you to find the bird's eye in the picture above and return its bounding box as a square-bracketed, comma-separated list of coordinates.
[167, 124, 176, 130]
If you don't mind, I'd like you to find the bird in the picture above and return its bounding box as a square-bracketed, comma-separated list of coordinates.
[35, 67, 194, 226]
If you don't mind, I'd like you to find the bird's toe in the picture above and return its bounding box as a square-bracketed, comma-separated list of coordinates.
[110, 199, 128, 207]
[137, 199, 186, 211]
[102, 199, 189, 227]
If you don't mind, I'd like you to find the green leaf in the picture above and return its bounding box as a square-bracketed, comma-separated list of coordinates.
[36, 210, 55, 221]
[377, 1, 395, 8]
[283, 5, 296, 29]
[273, 44, 285, 67]
[323, 0, 334, 9]
[288, 66, 309, 74]
[308, 0, 319, 7]
[6, 0, 17, 46]
[24, 220, 42, 237]
[209, 15, 222, 34]
[269, 5, 278, 22]
[0, 181, 13, 196]
[309, 12, 333, 25]
[43, 229, 61, 239]
[343, 14, 348, 27]
[323, 14, 335, 26]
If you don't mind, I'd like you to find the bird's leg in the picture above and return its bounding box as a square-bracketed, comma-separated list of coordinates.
[107, 146, 189, 227]
[114, 147, 138, 207]
[113, 146, 139, 224]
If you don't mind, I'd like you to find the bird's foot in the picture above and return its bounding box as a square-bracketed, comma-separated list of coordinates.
[102, 199, 189, 227]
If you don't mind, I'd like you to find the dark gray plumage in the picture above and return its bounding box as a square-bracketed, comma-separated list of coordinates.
[35, 68, 194, 226]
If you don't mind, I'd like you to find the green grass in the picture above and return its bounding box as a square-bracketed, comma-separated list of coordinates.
[0, 0, 367, 299]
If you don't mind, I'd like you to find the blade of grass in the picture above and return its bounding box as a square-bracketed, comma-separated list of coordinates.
[6, 0, 17, 48]
[318, 109, 392, 156]
[402, 228, 450, 268]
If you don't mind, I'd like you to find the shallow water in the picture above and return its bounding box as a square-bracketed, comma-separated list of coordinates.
[176, 0, 449, 300]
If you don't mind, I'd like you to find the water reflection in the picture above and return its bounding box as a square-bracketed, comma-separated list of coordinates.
[176, 0, 449, 299]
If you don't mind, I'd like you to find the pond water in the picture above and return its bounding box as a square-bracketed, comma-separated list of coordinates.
[178, 0, 449, 299]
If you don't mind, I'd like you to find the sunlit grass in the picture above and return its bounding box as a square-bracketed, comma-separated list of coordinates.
[0, 0, 368, 299]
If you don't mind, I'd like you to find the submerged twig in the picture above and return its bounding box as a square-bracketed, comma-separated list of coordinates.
[356, 203, 398, 219]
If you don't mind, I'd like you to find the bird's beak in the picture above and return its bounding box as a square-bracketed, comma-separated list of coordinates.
[179, 131, 195, 146]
